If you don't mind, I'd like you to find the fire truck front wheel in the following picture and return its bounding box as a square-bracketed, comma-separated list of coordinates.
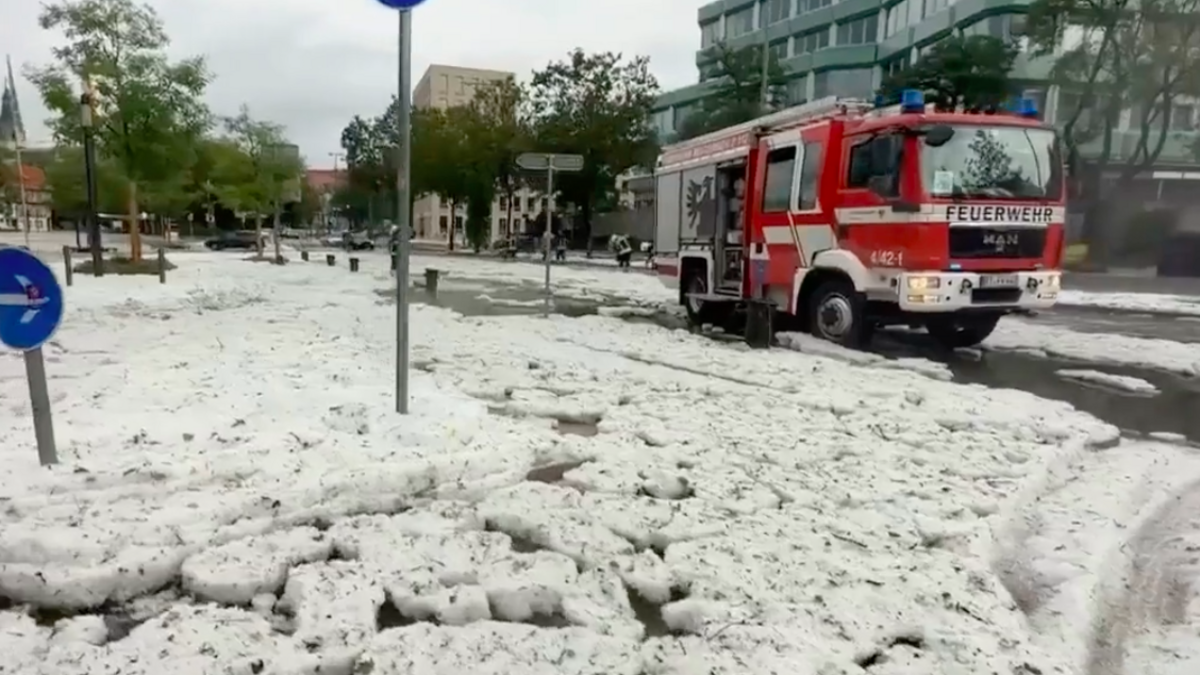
[808, 279, 870, 348]
[925, 314, 1002, 349]
[684, 270, 728, 327]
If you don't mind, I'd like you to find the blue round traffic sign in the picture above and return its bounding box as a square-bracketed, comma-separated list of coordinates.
[0, 247, 65, 351]
[375, 0, 426, 7]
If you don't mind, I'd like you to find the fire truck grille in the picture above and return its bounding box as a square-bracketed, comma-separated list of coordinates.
[948, 227, 1047, 259]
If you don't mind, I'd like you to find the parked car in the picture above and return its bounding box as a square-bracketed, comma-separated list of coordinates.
[343, 232, 376, 251]
[204, 230, 263, 251]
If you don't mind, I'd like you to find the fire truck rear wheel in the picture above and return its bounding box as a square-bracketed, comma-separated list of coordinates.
[808, 279, 869, 348]
[684, 270, 726, 327]
[925, 314, 1002, 349]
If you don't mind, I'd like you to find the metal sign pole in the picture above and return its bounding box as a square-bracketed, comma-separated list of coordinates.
[23, 348, 56, 464]
[394, 8, 413, 413]
[543, 166, 554, 318]
[0, 247, 65, 466]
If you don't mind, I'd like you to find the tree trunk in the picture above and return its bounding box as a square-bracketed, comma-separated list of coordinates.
[254, 213, 264, 258]
[273, 204, 282, 263]
[447, 200, 456, 251]
[582, 200, 593, 258]
[127, 180, 142, 262]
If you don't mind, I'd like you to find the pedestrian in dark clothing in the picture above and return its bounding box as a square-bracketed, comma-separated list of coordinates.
[555, 235, 567, 262]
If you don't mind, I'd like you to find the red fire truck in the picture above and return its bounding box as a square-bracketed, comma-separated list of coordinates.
[652, 90, 1064, 349]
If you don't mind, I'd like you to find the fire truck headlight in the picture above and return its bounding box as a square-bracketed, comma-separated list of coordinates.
[1045, 273, 1061, 289]
[906, 276, 941, 291]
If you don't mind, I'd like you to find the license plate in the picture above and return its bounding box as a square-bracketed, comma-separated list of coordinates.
[979, 274, 1019, 288]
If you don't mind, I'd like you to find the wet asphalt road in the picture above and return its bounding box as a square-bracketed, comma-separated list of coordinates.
[346, 251, 1199, 443]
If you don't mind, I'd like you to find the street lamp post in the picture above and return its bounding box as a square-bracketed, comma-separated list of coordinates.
[80, 92, 102, 276]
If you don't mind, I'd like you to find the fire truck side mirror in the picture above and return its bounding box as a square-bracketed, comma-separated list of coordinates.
[924, 124, 955, 147]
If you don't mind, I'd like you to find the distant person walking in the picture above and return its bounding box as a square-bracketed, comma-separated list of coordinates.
[388, 226, 400, 276]
[555, 234, 567, 262]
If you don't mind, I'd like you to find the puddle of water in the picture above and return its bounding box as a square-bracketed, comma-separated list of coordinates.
[625, 587, 672, 637]
[374, 284, 598, 318]
[908, 340, 1200, 442]
[555, 420, 598, 437]
[525, 460, 586, 483]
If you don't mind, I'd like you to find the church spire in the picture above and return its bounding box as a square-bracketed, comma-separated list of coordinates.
[0, 54, 26, 149]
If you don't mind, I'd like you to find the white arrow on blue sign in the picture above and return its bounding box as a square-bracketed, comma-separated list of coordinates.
[375, 0, 426, 7]
[0, 246, 65, 351]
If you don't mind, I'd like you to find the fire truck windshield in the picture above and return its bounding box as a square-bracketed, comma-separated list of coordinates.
[920, 125, 1061, 200]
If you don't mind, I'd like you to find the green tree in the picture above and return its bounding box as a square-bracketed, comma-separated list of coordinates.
[878, 35, 1017, 111]
[215, 106, 303, 257]
[468, 78, 532, 238]
[527, 49, 659, 252]
[411, 105, 473, 249]
[41, 145, 125, 216]
[676, 41, 790, 141]
[1027, 0, 1200, 264]
[27, 0, 211, 261]
[0, 146, 15, 208]
[339, 114, 392, 229]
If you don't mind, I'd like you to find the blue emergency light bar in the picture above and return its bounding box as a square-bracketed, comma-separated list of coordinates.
[1015, 96, 1038, 118]
[900, 89, 925, 113]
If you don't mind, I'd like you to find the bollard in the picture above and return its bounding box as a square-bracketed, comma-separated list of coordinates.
[301, 250, 309, 261]
[62, 246, 73, 287]
[424, 268, 439, 297]
[349, 257, 359, 272]
[157, 247, 166, 284]
[326, 254, 336, 266]
[744, 298, 773, 349]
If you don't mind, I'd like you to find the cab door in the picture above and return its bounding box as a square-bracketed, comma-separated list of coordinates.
[752, 123, 835, 290]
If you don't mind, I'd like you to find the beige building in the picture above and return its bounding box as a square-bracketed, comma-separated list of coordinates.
[412, 64, 540, 244]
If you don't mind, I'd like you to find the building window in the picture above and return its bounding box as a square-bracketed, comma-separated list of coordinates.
[786, 78, 807, 104]
[769, 40, 789, 61]
[1172, 104, 1194, 131]
[883, 56, 907, 78]
[765, 0, 791, 24]
[823, 68, 874, 98]
[762, 146, 796, 212]
[499, 196, 508, 210]
[455, 216, 464, 230]
[800, 0, 832, 12]
[439, 215, 448, 233]
[701, 20, 721, 47]
[886, 0, 907, 37]
[797, 30, 829, 53]
[836, 15, 878, 45]
[907, 0, 925, 27]
[797, 141, 822, 210]
[500, 217, 507, 230]
[727, 8, 754, 37]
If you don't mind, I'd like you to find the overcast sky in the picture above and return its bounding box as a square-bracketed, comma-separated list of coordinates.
[2, 0, 701, 169]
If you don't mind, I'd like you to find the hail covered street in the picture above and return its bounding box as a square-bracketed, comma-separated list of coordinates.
[0, 236, 1197, 674]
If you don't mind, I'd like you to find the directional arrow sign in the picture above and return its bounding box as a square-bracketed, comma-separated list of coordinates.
[516, 153, 584, 172]
[0, 247, 65, 351]
[375, 0, 427, 7]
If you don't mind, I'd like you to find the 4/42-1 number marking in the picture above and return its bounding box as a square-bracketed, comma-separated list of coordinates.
[869, 250, 904, 267]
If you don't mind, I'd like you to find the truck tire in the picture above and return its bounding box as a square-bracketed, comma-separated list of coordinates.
[926, 314, 1001, 349]
[684, 268, 728, 328]
[808, 279, 870, 348]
